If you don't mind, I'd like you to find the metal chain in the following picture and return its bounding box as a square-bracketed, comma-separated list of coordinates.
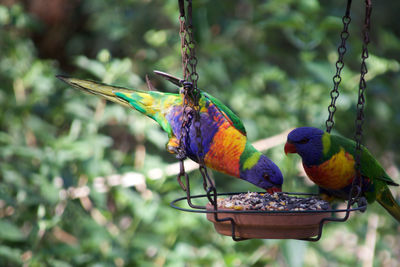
[176, 0, 214, 196]
[179, 1, 190, 82]
[354, 0, 372, 191]
[326, 0, 352, 133]
[176, 0, 193, 190]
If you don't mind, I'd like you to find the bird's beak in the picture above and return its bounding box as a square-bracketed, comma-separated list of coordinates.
[267, 186, 282, 194]
[284, 141, 297, 155]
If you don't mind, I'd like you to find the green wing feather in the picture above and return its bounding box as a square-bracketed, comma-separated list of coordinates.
[360, 147, 399, 186]
[203, 92, 246, 135]
[329, 135, 398, 186]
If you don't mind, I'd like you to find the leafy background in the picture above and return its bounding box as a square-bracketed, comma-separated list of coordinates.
[0, 0, 399, 266]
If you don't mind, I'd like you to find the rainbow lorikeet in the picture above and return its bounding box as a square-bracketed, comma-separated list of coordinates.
[284, 127, 400, 222]
[57, 72, 283, 192]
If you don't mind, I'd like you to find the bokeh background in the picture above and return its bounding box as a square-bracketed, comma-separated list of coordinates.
[1, 0, 400, 266]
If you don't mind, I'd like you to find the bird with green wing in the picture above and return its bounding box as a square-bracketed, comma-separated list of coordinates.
[285, 127, 400, 222]
[58, 72, 283, 193]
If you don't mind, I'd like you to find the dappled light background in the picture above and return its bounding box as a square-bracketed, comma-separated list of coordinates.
[1, 0, 400, 266]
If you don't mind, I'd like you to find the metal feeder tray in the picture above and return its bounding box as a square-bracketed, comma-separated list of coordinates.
[170, 192, 367, 241]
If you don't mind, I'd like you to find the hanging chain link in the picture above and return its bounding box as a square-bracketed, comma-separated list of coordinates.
[176, 0, 193, 190]
[326, 0, 352, 133]
[353, 0, 372, 190]
[176, 0, 214, 196]
[179, 0, 190, 82]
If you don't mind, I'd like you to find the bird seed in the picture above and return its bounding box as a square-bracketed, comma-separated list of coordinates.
[216, 192, 330, 211]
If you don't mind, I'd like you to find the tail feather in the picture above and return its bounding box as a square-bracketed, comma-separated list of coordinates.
[377, 186, 400, 223]
[57, 75, 135, 108]
[58, 75, 177, 136]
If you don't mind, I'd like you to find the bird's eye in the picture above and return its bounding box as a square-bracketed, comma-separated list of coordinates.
[263, 174, 271, 182]
[299, 138, 309, 144]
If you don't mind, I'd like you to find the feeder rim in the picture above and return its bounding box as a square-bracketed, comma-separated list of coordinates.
[170, 191, 367, 214]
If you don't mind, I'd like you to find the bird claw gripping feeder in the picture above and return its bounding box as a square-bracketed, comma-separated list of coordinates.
[170, 0, 371, 241]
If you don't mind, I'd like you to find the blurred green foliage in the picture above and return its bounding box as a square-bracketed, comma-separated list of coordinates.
[0, 0, 399, 266]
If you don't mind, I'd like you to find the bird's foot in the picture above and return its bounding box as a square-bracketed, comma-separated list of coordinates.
[166, 137, 180, 154]
[356, 196, 368, 212]
[167, 138, 187, 160]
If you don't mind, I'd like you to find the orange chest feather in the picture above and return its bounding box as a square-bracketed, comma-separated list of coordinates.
[303, 149, 356, 190]
[204, 121, 246, 178]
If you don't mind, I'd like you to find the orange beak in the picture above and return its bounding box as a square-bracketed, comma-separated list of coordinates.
[284, 142, 297, 155]
[267, 187, 282, 194]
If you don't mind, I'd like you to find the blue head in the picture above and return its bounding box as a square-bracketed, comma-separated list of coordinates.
[240, 154, 284, 193]
[285, 127, 325, 166]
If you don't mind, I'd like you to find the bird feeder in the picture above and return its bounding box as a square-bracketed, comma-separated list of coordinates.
[170, 0, 370, 241]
